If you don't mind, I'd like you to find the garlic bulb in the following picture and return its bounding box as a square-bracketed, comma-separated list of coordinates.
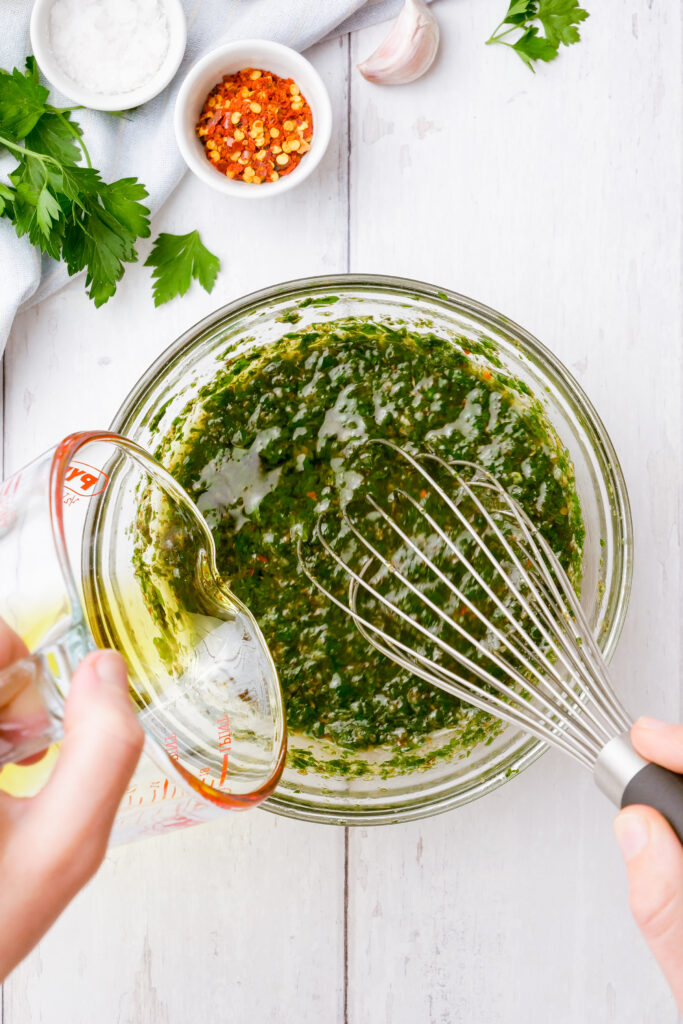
[358, 0, 440, 86]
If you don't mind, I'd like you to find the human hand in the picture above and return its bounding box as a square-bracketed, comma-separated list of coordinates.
[0, 619, 143, 981]
[614, 718, 683, 1010]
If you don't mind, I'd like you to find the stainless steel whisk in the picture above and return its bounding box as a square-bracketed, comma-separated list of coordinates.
[299, 439, 683, 839]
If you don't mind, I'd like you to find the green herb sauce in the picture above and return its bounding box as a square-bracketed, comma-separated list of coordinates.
[153, 318, 583, 774]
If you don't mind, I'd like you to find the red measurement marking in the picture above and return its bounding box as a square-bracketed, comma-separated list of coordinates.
[0, 473, 21, 501]
[217, 714, 232, 753]
[199, 766, 216, 788]
[0, 502, 15, 529]
[217, 714, 231, 787]
[0, 472, 20, 529]
[164, 733, 179, 761]
[164, 815, 198, 830]
[125, 779, 179, 808]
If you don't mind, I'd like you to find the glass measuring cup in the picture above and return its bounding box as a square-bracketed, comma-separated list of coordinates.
[0, 431, 287, 840]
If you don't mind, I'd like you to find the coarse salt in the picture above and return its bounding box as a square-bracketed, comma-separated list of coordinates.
[48, 0, 170, 96]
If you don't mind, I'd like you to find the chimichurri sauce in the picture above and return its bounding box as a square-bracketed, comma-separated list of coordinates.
[154, 318, 584, 772]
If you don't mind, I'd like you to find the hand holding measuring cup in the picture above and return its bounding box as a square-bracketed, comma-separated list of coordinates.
[0, 432, 287, 843]
[0, 621, 143, 981]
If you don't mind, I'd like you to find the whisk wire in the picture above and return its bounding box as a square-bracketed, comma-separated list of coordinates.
[356, 495, 608, 756]
[306, 519, 600, 766]
[419, 454, 632, 741]
[520, 523, 632, 733]
[300, 538, 596, 767]
[298, 440, 632, 770]
[424, 458, 614, 727]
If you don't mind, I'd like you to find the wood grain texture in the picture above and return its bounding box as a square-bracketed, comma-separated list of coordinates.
[2, 3, 683, 1020]
[347, 1, 682, 1021]
[2, 35, 349, 1024]
[5, 814, 345, 1024]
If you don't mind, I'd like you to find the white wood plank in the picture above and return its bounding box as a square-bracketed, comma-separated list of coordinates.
[5, 813, 344, 1024]
[347, 1, 682, 1020]
[3, 1, 683, 1018]
[2, 35, 349, 1024]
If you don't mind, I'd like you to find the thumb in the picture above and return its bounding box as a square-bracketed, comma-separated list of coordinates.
[614, 805, 683, 1010]
[28, 651, 144, 888]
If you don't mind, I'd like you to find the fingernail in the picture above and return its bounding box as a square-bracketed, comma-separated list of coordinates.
[635, 716, 669, 730]
[94, 651, 128, 690]
[614, 811, 650, 862]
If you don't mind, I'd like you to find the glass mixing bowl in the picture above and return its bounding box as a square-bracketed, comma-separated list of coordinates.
[110, 275, 633, 826]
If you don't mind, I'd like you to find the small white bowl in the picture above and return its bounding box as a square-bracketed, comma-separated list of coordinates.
[174, 40, 332, 199]
[30, 0, 187, 111]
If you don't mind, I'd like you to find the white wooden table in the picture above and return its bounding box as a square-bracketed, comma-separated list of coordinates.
[2, 2, 681, 1020]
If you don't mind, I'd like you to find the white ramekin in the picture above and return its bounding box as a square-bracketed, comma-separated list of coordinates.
[174, 39, 332, 199]
[29, 0, 187, 112]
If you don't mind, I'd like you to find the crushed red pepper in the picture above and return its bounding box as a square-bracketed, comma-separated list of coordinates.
[195, 67, 314, 185]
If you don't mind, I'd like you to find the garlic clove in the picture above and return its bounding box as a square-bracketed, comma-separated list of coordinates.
[357, 0, 440, 86]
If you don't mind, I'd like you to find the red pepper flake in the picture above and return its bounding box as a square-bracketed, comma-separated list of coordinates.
[256, 554, 268, 564]
[306, 491, 317, 500]
[419, 489, 428, 499]
[195, 67, 313, 185]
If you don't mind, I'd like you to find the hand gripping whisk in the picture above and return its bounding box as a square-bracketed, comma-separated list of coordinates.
[299, 440, 683, 840]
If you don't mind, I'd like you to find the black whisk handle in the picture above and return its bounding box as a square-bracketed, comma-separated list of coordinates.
[621, 763, 683, 844]
[595, 736, 683, 844]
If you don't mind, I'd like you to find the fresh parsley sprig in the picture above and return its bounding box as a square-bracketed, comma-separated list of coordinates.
[145, 231, 221, 307]
[487, 0, 589, 71]
[0, 58, 220, 307]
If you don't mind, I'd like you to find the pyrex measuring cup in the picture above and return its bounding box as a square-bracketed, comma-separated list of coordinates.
[0, 432, 287, 841]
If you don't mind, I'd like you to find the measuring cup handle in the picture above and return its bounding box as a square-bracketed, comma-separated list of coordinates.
[0, 655, 64, 768]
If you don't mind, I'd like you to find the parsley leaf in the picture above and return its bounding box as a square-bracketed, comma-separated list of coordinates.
[0, 58, 48, 138]
[487, 0, 589, 70]
[61, 174, 150, 306]
[99, 177, 151, 240]
[145, 230, 221, 307]
[0, 182, 13, 217]
[27, 110, 82, 166]
[35, 185, 61, 237]
[502, 0, 536, 26]
[0, 58, 222, 309]
[64, 211, 129, 307]
[538, 0, 588, 46]
[513, 27, 559, 68]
